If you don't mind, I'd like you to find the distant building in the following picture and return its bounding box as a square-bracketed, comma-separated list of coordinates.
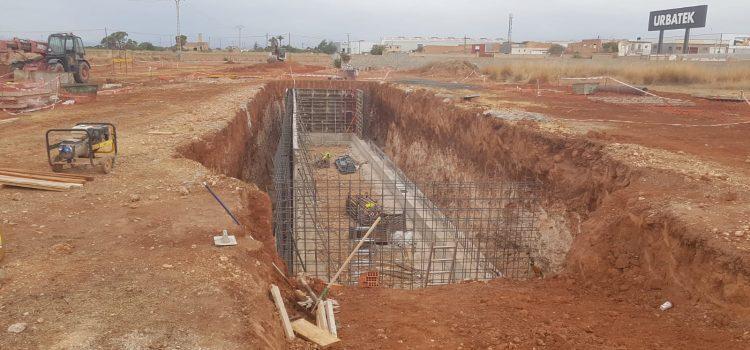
[617, 40, 652, 56]
[184, 33, 209, 51]
[422, 45, 466, 54]
[565, 39, 603, 57]
[500, 42, 551, 55]
[381, 36, 503, 53]
[383, 44, 402, 54]
[653, 42, 729, 54]
[336, 41, 376, 55]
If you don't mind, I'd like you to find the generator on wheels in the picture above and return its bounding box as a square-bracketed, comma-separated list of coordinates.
[45, 123, 118, 174]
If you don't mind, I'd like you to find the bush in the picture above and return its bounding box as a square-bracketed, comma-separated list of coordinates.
[370, 45, 385, 55]
[333, 58, 342, 68]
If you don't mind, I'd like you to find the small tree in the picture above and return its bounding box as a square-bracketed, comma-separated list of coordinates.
[314, 40, 338, 54]
[548, 44, 564, 56]
[100, 31, 130, 49]
[175, 35, 187, 51]
[340, 52, 351, 64]
[370, 44, 385, 55]
[124, 39, 139, 50]
[137, 42, 157, 51]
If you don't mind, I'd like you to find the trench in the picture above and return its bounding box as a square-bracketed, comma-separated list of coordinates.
[179, 80, 750, 308]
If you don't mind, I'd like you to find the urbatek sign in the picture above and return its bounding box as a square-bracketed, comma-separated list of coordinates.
[649, 5, 708, 31]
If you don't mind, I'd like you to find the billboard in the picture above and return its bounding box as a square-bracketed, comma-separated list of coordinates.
[648, 5, 708, 31]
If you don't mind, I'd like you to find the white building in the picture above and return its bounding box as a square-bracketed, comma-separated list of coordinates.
[617, 41, 652, 56]
[336, 41, 376, 55]
[380, 36, 503, 52]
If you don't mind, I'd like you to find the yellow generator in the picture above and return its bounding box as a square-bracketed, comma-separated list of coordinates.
[45, 122, 118, 174]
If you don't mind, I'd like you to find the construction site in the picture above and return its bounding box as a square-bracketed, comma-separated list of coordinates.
[1, 3, 750, 349]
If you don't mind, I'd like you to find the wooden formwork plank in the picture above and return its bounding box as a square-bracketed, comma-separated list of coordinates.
[291, 319, 340, 348]
[0, 175, 82, 191]
[0, 168, 94, 181]
[269, 284, 295, 341]
[0, 171, 86, 184]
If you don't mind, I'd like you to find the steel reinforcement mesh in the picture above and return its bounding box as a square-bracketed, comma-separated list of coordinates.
[272, 88, 542, 289]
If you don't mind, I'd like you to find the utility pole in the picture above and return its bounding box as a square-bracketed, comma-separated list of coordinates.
[463, 35, 467, 54]
[236, 25, 244, 50]
[507, 13, 513, 54]
[288, 32, 291, 48]
[346, 32, 351, 54]
[174, 0, 184, 61]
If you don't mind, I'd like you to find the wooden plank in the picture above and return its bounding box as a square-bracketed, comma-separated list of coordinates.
[269, 284, 295, 341]
[0, 168, 94, 181]
[325, 300, 337, 337]
[0, 171, 86, 184]
[316, 302, 329, 331]
[0, 175, 82, 191]
[291, 319, 340, 348]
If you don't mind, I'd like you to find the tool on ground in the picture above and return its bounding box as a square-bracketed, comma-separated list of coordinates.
[334, 155, 357, 174]
[214, 229, 237, 246]
[203, 182, 254, 245]
[318, 217, 381, 302]
[271, 262, 296, 289]
[0, 228, 5, 262]
[1, 33, 92, 83]
[46, 122, 117, 174]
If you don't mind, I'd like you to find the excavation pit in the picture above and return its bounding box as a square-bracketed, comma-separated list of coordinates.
[271, 87, 543, 289]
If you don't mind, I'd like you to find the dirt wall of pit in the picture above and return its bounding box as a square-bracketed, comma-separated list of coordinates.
[365, 84, 750, 311]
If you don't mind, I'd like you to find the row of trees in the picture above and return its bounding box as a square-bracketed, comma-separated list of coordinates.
[98, 32, 356, 55]
[100, 31, 168, 51]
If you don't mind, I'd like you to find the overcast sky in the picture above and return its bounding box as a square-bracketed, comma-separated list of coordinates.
[1, 1, 747, 47]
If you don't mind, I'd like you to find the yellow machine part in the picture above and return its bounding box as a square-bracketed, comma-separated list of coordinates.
[92, 139, 115, 154]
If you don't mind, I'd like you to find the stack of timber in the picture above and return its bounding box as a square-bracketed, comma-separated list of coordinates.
[0, 168, 92, 191]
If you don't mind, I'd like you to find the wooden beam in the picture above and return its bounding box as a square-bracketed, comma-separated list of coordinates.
[0, 175, 82, 191]
[0, 168, 94, 181]
[325, 300, 337, 337]
[291, 319, 340, 348]
[0, 171, 86, 185]
[316, 302, 329, 331]
[269, 284, 295, 341]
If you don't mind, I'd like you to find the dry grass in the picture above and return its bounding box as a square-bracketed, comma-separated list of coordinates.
[481, 59, 750, 88]
[413, 59, 480, 77]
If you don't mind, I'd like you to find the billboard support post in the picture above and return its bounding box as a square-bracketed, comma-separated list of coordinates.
[658, 30, 664, 54]
[683, 28, 691, 54]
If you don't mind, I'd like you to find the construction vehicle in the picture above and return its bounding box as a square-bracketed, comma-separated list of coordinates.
[267, 37, 287, 63]
[46, 123, 118, 174]
[0, 33, 91, 83]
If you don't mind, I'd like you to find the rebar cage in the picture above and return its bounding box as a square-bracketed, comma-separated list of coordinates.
[272, 88, 542, 289]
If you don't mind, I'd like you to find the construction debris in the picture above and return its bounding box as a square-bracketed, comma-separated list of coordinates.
[334, 154, 357, 174]
[291, 319, 340, 348]
[269, 284, 295, 341]
[0, 168, 89, 191]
